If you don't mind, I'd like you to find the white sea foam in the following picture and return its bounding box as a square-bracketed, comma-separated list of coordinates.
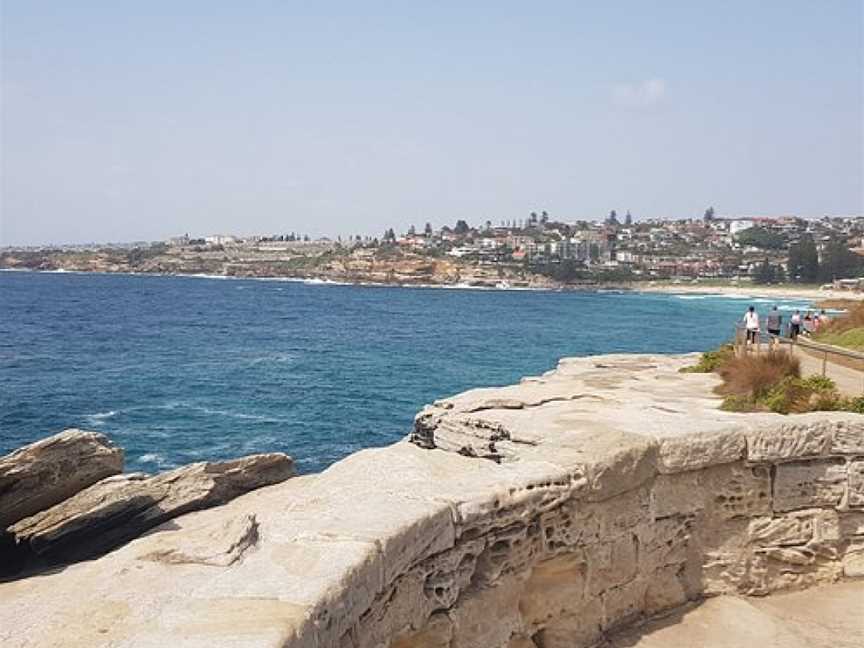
[247, 352, 295, 365]
[303, 277, 353, 286]
[83, 410, 118, 425]
[87, 410, 117, 419]
[184, 273, 232, 280]
[193, 405, 291, 424]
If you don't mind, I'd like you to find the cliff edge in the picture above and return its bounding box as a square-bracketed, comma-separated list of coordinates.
[1, 354, 862, 647]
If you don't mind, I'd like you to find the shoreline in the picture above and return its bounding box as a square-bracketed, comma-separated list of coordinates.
[3, 266, 859, 304]
[637, 281, 863, 304]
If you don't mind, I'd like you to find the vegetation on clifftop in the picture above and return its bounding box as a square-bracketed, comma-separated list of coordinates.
[683, 347, 864, 414]
[813, 302, 864, 351]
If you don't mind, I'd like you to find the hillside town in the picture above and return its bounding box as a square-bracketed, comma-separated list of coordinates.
[4, 210, 864, 289]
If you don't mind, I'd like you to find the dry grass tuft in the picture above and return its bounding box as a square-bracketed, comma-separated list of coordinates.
[715, 352, 800, 400]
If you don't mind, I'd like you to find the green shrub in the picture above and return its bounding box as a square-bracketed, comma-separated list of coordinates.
[754, 375, 842, 414]
[680, 344, 734, 373]
[812, 390, 844, 411]
[685, 342, 864, 416]
[720, 394, 760, 412]
[799, 375, 836, 392]
[843, 396, 864, 414]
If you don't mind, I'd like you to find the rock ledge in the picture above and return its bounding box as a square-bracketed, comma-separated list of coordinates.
[1, 354, 862, 648]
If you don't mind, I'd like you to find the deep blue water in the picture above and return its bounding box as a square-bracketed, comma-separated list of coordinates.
[0, 272, 815, 473]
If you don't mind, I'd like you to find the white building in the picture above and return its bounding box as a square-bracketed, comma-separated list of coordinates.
[205, 235, 238, 246]
[729, 219, 755, 235]
[448, 245, 479, 258]
[166, 235, 189, 247]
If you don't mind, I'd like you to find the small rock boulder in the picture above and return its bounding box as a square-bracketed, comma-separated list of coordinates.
[138, 512, 260, 567]
[0, 429, 123, 529]
[9, 452, 294, 567]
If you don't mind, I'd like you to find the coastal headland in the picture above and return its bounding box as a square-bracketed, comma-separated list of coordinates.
[3, 244, 862, 303]
[1, 353, 862, 647]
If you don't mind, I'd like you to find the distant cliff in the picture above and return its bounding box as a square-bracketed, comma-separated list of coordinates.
[0, 245, 563, 288]
[1, 354, 862, 647]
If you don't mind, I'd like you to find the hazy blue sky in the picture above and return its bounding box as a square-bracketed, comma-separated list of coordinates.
[1, 1, 862, 245]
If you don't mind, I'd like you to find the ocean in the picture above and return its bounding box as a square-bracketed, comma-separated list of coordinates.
[0, 271, 816, 473]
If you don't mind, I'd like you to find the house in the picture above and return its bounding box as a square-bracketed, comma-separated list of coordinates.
[205, 234, 237, 246]
[729, 220, 754, 235]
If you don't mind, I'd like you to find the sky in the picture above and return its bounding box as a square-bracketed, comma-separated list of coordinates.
[1, 1, 862, 245]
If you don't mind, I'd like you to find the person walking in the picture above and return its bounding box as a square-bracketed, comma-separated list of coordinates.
[812, 311, 823, 333]
[766, 305, 782, 337]
[743, 306, 760, 346]
[803, 311, 814, 336]
[790, 310, 802, 340]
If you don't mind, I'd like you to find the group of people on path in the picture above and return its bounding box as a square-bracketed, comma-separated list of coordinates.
[743, 305, 831, 343]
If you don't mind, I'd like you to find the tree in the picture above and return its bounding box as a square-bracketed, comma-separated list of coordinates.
[589, 243, 600, 262]
[624, 211, 633, 226]
[754, 259, 776, 284]
[540, 211, 549, 224]
[704, 207, 715, 222]
[454, 220, 470, 235]
[407, 225, 416, 236]
[607, 210, 619, 226]
[818, 237, 864, 282]
[736, 227, 784, 250]
[787, 242, 802, 282]
[775, 264, 787, 283]
[529, 212, 538, 225]
[798, 234, 820, 283]
[424, 222, 433, 236]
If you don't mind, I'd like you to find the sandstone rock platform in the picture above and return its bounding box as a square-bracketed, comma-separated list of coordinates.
[1, 353, 862, 648]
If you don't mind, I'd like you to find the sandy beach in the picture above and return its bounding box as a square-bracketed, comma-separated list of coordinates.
[637, 282, 864, 305]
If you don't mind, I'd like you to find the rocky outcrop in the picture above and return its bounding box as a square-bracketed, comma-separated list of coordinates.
[0, 354, 862, 648]
[8, 453, 294, 566]
[0, 429, 123, 529]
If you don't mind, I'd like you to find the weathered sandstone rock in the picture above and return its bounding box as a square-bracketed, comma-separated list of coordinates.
[606, 581, 864, 648]
[0, 354, 863, 648]
[9, 453, 294, 565]
[0, 429, 123, 529]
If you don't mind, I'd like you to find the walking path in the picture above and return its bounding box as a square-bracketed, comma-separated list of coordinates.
[792, 345, 864, 396]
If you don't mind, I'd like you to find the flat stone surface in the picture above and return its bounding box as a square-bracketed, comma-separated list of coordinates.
[411, 353, 860, 473]
[607, 581, 864, 648]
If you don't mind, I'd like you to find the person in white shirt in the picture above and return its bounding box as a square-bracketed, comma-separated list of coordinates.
[790, 310, 802, 340]
[743, 306, 759, 344]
